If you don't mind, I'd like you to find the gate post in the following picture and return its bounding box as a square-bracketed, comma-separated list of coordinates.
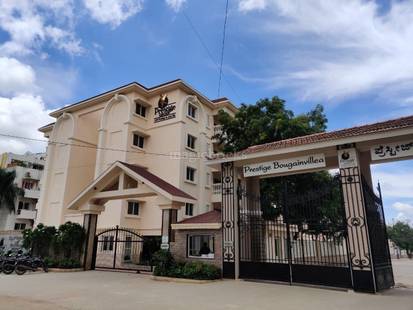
[81, 204, 104, 271]
[337, 148, 376, 292]
[221, 161, 240, 279]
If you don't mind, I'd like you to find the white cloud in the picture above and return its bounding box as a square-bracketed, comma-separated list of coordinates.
[0, 0, 82, 56]
[165, 0, 187, 12]
[238, 0, 267, 12]
[235, 0, 413, 103]
[392, 202, 413, 224]
[372, 170, 413, 199]
[0, 57, 37, 96]
[83, 0, 144, 28]
[0, 94, 53, 154]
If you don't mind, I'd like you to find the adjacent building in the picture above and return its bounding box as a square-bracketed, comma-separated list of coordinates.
[35, 79, 237, 239]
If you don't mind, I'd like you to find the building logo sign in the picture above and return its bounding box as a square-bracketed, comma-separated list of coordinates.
[338, 148, 358, 168]
[154, 94, 176, 123]
[243, 153, 326, 177]
[371, 141, 413, 161]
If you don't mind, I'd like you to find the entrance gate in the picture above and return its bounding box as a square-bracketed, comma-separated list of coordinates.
[92, 226, 159, 272]
[362, 179, 395, 290]
[238, 178, 352, 288]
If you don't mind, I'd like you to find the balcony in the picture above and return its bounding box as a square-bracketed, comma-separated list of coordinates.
[212, 183, 222, 203]
[24, 189, 40, 199]
[16, 209, 37, 220]
[212, 125, 223, 142]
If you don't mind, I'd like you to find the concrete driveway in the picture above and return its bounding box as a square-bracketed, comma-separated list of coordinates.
[0, 269, 412, 310]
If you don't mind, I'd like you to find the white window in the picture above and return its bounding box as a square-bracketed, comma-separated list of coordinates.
[188, 235, 214, 258]
[186, 167, 196, 182]
[185, 203, 194, 216]
[133, 134, 145, 148]
[206, 172, 211, 187]
[135, 102, 147, 118]
[187, 103, 197, 119]
[187, 134, 196, 150]
[127, 201, 140, 216]
[205, 142, 211, 156]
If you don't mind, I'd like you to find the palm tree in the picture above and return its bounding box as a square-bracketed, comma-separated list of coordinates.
[0, 168, 22, 213]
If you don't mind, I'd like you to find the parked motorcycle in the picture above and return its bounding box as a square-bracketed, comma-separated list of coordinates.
[15, 255, 48, 275]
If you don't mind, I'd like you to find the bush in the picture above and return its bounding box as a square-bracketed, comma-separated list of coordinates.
[45, 257, 81, 269]
[152, 250, 221, 280]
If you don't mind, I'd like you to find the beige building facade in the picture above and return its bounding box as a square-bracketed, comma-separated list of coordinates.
[36, 79, 237, 238]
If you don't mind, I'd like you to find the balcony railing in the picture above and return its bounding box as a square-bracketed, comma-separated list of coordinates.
[212, 183, 222, 195]
[213, 125, 223, 136]
[16, 209, 37, 220]
[24, 189, 40, 199]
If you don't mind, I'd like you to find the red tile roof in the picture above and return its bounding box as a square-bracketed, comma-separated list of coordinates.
[212, 114, 413, 158]
[178, 210, 221, 224]
[120, 162, 195, 200]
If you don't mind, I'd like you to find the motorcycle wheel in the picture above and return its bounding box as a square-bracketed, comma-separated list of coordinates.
[15, 265, 27, 275]
[43, 263, 49, 273]
[2, 264, 15, 274]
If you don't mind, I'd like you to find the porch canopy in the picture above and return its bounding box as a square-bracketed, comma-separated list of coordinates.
[67, 161, 196, 214]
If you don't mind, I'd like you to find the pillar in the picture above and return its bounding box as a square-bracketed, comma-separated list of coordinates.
[81, 204, 104, 271]
[221, 161, 239, 279]
[160, 205, 178, 250]
[338, 147, 376, 292]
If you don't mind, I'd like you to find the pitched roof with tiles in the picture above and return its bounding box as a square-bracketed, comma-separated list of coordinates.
[177, 209, 221, 224]
[120, 162, 195, 200]
[211, 114, 413, 159]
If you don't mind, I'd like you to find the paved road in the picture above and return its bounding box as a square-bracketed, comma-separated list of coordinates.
[0, 269, 412, 310]
[393, 258, 413, 288]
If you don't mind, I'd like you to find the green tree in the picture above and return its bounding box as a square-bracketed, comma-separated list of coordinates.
[0, 168, 23, 213]
[216, 97, 343, 236]
[387, 221, 413, 258]
[56, 222, 85, 259]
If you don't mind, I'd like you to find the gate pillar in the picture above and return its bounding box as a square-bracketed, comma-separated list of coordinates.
[159, 204, 179, 250]
[338, 148, 376, 292]
[81, 204, 104, 271]
[221, 162, 240, 279]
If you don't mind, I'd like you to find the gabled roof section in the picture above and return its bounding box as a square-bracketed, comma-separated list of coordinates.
[177, 209, 221, 224]
[119, 162, 195, 200]
[67, 161, 195, 210]
[209, 114, 413, 161]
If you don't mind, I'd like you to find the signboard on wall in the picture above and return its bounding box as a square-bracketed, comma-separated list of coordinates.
[154, 95, 176, 123]
[338, 148, 358, 168]
[371, 141, 413, 161]
[243, 153, 326, 177]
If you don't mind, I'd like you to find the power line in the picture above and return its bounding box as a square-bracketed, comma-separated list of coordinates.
[0, 133, 209, 159]
[218, 0, 230, 97]
[182, 8, 241, 102]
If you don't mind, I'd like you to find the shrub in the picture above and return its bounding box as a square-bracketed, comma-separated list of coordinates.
[151, 250, 221, 280]
[45, 257, 81, 269]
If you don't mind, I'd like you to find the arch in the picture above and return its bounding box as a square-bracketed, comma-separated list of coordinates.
[51, 112, 76, 141]
[100, 94, 133, 130]
[180, 95, 209, 128]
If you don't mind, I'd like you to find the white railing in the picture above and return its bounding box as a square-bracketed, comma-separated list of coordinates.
[24, 189, 40, 199]
[212, 183, 222, 195]
[16, 209, 37, 220]
[213, 125, 223, 136]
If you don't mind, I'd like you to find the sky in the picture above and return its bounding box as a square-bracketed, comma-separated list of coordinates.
[0, 0, 412, 224]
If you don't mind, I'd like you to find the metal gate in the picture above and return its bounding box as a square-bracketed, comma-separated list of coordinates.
[362, 179, 394, 291]
[238, 179, 352, 288]
[92, 226, 159, 272]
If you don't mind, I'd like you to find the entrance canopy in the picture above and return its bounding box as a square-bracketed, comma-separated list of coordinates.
[67, 161, 195, 213]
[207, 115, 413, 178]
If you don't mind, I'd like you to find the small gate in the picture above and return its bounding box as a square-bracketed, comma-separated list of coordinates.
[238, 178, 352, 288]
[362, 179, 394, 291]
[92, 226, 159, 272]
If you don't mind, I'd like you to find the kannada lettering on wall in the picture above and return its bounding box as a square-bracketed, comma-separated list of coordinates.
[243, 153, 326, 177]
[154, 94, 176, 123]
[371, 141, 413, 161]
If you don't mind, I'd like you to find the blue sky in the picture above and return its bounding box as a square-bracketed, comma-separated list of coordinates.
[0, 0, 412, 224]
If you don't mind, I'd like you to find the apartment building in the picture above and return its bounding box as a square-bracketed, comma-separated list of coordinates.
[0, 152, 45, 231]
[35, 79, 237, 237]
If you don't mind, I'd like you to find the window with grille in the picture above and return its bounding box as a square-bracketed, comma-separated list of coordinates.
[186, 167, 196, 182]
[133, 134, 145, 148]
